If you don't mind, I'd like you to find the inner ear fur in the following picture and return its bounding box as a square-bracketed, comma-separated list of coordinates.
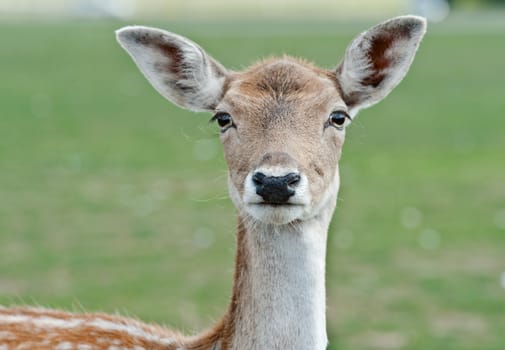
[336, 16, 427, 114]
[116, 26, 228, 112]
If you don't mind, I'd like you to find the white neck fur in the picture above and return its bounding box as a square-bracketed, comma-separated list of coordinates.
[229, 210, 332, 350]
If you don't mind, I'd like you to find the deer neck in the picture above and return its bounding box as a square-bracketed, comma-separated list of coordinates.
[222, 208, 333, 350]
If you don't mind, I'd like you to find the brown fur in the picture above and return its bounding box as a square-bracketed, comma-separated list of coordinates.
[0, 307, 184, 349]
[221, 56, 344, 204]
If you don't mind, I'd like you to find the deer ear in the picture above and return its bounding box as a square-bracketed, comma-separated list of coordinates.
[336, 16, 427, 115]
[116, 26, 228, 112]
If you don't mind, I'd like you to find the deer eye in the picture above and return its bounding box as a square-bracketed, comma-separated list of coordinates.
[328, 110, 351, 130]
[211, 112, 234, 131]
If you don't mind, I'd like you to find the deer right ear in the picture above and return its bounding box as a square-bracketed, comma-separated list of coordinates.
[336, 16, 427, 116]
[116, 26, 228, 112]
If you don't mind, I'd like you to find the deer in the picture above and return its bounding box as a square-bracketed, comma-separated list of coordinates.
[0, 16, 426, 350]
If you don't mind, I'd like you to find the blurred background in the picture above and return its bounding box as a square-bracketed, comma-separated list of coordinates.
[0, 0, 504, 349]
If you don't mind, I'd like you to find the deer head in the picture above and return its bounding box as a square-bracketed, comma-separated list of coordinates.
[116, 16, 426, 226]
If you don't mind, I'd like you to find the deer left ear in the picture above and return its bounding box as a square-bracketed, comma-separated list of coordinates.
[336, 16, 427, 115]
[116, 26, 228, 112]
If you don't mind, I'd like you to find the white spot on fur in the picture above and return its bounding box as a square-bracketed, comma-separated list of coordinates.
[0, 315, 29, 324]
[55, 342, 73, 350]
[0, 344, 8, 350]
[0, 315, 82, 329]
[77, 344, 92, 350]
[0, 331, 15, 340]
[88, 319, 174, 345]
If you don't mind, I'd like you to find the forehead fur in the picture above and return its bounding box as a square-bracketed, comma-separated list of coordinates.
[228, 56, 339, 101]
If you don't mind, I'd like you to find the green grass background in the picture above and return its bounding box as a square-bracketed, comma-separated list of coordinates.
[0, 16, 504, 350]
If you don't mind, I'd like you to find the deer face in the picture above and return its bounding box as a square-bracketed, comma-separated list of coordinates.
[116, 16, 426, 225]
[217, 60, 347, 224]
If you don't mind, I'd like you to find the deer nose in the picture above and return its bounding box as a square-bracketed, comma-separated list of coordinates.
[252, 172, 301, 204]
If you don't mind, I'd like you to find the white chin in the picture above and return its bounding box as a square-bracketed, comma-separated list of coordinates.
[245, 203, 306, 225]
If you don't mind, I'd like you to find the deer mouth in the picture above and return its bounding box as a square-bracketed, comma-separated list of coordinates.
[253, 202, 303, 207]
[244, 201, 308, 225]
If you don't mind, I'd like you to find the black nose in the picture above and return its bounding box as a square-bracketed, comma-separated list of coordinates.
[252, 172, 301, 204]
